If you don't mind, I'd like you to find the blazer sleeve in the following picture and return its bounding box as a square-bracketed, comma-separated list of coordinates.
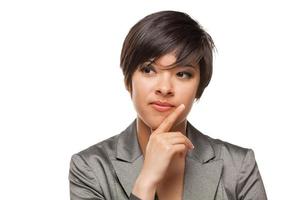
[69, 154, 142, 200]
[236, 149, 268, 200]
[129, 193, 142, 200]
[69, 154, 105, 200]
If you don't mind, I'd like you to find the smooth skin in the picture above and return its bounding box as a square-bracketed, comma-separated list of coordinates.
[129, 52, 200, 200]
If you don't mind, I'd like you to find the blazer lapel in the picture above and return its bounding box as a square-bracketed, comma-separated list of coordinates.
[111, 156, 143, 198]
[111, 119, 144, 198]
[183, 158, 223, 200]
[111, 120, 223, 199]
[183, 122, 223, 200]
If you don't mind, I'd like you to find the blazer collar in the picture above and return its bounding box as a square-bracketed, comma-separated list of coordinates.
[111, 119, 223, 200]
[115, 119, 142, 162]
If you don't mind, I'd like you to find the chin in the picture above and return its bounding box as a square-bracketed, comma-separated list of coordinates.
[139, 115, 165, 131]
[137, 107, 186, 131]
[148, 118, 164, 131]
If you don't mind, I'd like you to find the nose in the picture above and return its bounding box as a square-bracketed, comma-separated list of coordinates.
[155, 75, 174, 97]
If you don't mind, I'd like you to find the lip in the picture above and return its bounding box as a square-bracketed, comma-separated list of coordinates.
[150, 101, 175, 112]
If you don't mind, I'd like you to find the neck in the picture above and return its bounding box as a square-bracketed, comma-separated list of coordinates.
[136, 117, 187, 156]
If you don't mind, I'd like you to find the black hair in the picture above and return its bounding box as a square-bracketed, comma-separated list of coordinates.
[120, 10, 215, 100]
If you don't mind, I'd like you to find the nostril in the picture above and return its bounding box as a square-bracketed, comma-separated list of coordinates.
[155, 89, 173, 96]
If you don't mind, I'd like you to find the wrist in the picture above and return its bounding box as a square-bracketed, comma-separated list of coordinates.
[132, 173, 157, 200]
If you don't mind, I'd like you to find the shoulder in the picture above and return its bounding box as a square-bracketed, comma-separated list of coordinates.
[72, 133, 120, 165]
[202, 133, 259, 184]
[69, 132, 122, 191]
[210, 136, 250, 162]
[201, 135, 267, 199]
[70, 119, 138, 168]
[205, 134, 256, 169]
[187, 122, 253, 168]
[69, 130, 126, 199]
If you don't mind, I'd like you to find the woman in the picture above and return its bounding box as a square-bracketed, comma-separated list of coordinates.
[69, 10, 267, 200]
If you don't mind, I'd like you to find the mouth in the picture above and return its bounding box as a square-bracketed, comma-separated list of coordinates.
[150, 101, 175, 112]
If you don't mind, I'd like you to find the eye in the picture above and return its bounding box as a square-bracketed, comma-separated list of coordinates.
[139, 65, 155, 74]
[176, 71, 193, 79]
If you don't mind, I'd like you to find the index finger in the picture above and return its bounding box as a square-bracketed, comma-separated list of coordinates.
[153, 104, 185, 134]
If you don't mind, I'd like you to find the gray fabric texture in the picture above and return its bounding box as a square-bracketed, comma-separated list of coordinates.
[69, 119, 267, 200]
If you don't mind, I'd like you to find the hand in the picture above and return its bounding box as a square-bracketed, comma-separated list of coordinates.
[140, 104, 194, 186]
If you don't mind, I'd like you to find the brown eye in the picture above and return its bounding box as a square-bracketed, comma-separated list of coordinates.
[140, 65, 155, 74]
[177, 71, 192, 79]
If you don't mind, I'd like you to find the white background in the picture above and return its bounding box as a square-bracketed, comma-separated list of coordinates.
[0, 0, 299, 199]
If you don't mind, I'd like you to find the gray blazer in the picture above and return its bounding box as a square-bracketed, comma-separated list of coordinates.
[69, 120, 267, 200]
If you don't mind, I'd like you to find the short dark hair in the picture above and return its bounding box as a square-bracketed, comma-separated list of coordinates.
[120, 10, 215, 100]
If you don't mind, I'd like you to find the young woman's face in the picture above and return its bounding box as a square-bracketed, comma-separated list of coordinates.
[130, 52, 200, 130]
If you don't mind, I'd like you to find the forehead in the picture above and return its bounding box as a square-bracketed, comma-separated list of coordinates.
[154, 53, 177, 68]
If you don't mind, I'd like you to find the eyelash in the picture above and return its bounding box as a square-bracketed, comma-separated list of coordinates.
[139, 65, 193, 79]
[139, 65, 154, 74]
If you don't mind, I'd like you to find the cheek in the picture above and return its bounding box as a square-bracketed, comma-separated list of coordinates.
[131, 75, 154, 113]
[178, 82, 199, 113]
[132, 78, 152, 100]
[178, 80, 199, 100]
